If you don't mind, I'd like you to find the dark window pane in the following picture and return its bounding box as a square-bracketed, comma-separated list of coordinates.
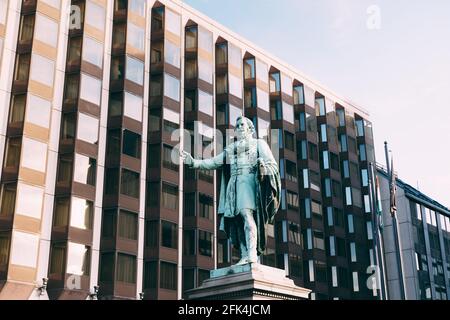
[161, 220, 177, 249]
[121, 169, 139, 198]
[183, 230, 195, 255]
[162, 183, 178, 210]
[160, 261, 177, 290]
[49, 242, 66, 275]
[123, 130, 141, 158]
[145, 221, 158, 247]
[198, 230, 212, 257]
[100, 253, 115, 282]
[118, 210, 138, 240]
[102, 209, 117, 238]
[144, 261, 157, 289]
[116, 253, 136, 283]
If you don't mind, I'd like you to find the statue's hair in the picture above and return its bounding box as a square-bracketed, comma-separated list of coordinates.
[235, 116, 256, 135]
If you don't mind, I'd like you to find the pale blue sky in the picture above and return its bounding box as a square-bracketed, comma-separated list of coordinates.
[184, 0, 450, 207]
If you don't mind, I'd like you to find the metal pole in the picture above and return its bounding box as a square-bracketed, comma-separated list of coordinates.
[368, 162, 388, 300]
[384, 141, 406, 300]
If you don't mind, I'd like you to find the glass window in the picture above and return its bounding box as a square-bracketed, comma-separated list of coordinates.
[123, 130, 141, 158]
[19, 15, 35, 43]
[161, 220, 177, 249]
[151, 41, 162, 64]
[185, 59, 197, 80]
[350, 242, 357, 262]
[112, 23, 126, 49]
[342, 160, 350, 178]
[244, 58, 255, 79]
[116, 253, 136, 283]
[42, 0, 61, 8]
[229, 74, 242, 98]
[356, 119, 365, 137]
[257, 118, 270, 139]
[30, 54, 54, 86]
[34, 14, 58, 47]
[348, 214, 354, 233]
[345, 187, 352, 205]
[53, 197, 69, 227]
[99, 252, 115, 282]
[198, 89, 213, 115]
[359, 144, 367, 161]
[16, 183, 43, 219]
[0, 184, 16, 217]
[198, 57, 213, 83]
[129, 0, 146, 16]
[67, 242, 90, 275]
[63, 74, 80, 102]
[364, 195, 371, 213]
[244, 87, 256, 108]
[126, 56, 144, 85]
[216, 74, 228, 94]
[199, 194, 213, 220]
[283, 102, 294, 124]
[77, 113, 99, 144]
[367, 221, 373, 240]
[57, 154, 73, 184]
[145, 220, 158, 247]
[302, 169, 309, 189]
[85, 1, 105, 31]
[339, 134, 347, 152]
[165, 9, 181, 36]
[163, 108, 179, 134]
[9, 94, 26, 123]
[313, 231, 325, 250]
[185, 26, 197, 49]
[329, 236, 336, 256]
[165, 39, 180, 68]
[199, 230, 212, 256]
[83, 36, 103, 67]
[10, 231, 39, 268]
[320, 124, 327, 142]
[121, 169, 139, 198]
[293, 85, 304, 105]
[80, 73, 101, 105]
[315, 98, 326, 116]
[164, 73, 180, 101]
[322, 151, 329, 170]
[26, 94, 51, 128]
[361, 169, 369, 186]
[352, 272, 359, 292]
[269, 72, 280, 93]
[150, 75, 162, 97]
[73, 154, 96, 186]
[127, 23, 145, 51]
[21, 137, 47, 172]
[215, 42, 227, 64]
[162, 183, 178, 210]
[160, 261, 177, 290]
[49, 242, 66, 274]
[118, 210, 138, 240]
[124, 92, 142, 121]
[336, 109, 345, 127]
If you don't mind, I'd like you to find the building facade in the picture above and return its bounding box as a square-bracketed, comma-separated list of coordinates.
[0, 0, 377, 300]
[377, 167, 450, 300]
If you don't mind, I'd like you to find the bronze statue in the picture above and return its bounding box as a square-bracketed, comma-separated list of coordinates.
[181, 116, 281, 265]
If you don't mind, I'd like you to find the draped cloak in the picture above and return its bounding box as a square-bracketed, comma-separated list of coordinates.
[191, 138, 281, 256]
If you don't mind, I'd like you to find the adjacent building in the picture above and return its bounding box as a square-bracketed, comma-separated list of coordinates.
[377, 166, 450, 300]
[0, 0, 377, 300]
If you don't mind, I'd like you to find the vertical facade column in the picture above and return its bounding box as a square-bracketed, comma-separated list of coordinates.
[47, 0, 106, 300]
[98, 0, 146, 300]
[143, 2, 182, 300]
[181, 19, 215, 297]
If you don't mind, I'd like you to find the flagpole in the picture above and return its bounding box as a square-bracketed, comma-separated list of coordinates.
[369, 162, 388, 300]
[384, 141, 406, 300]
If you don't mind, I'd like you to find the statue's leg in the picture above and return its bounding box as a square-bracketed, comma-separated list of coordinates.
[240, 209, 258, 263]
[235, 216, 248, 265]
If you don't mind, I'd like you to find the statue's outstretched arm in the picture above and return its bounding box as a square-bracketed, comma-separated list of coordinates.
[181, 150, 225, 170]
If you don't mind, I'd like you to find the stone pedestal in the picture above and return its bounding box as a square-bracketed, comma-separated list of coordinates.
[185, 263, 311, 300]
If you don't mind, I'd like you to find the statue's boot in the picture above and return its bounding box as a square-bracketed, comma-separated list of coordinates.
[236, 242, 248, 265]
[246, 229, 258, 264]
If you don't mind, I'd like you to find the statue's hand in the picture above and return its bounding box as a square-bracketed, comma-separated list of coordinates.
[180, 150, 194, 167]
[257, 158, 267, 179]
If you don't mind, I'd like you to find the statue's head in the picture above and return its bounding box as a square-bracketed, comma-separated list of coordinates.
[235, 116, 256, 140]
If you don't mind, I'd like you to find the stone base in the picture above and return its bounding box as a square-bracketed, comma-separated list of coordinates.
[185, 263, 311, 300]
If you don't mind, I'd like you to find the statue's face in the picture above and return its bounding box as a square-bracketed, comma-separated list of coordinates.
[235, 118, 251, 140]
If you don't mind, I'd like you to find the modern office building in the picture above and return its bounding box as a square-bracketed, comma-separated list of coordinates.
[377, 166, 450, 300]
[0, 0, 377, 300]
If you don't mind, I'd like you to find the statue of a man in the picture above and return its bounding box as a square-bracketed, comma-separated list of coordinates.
[181, 116, 281, 265]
